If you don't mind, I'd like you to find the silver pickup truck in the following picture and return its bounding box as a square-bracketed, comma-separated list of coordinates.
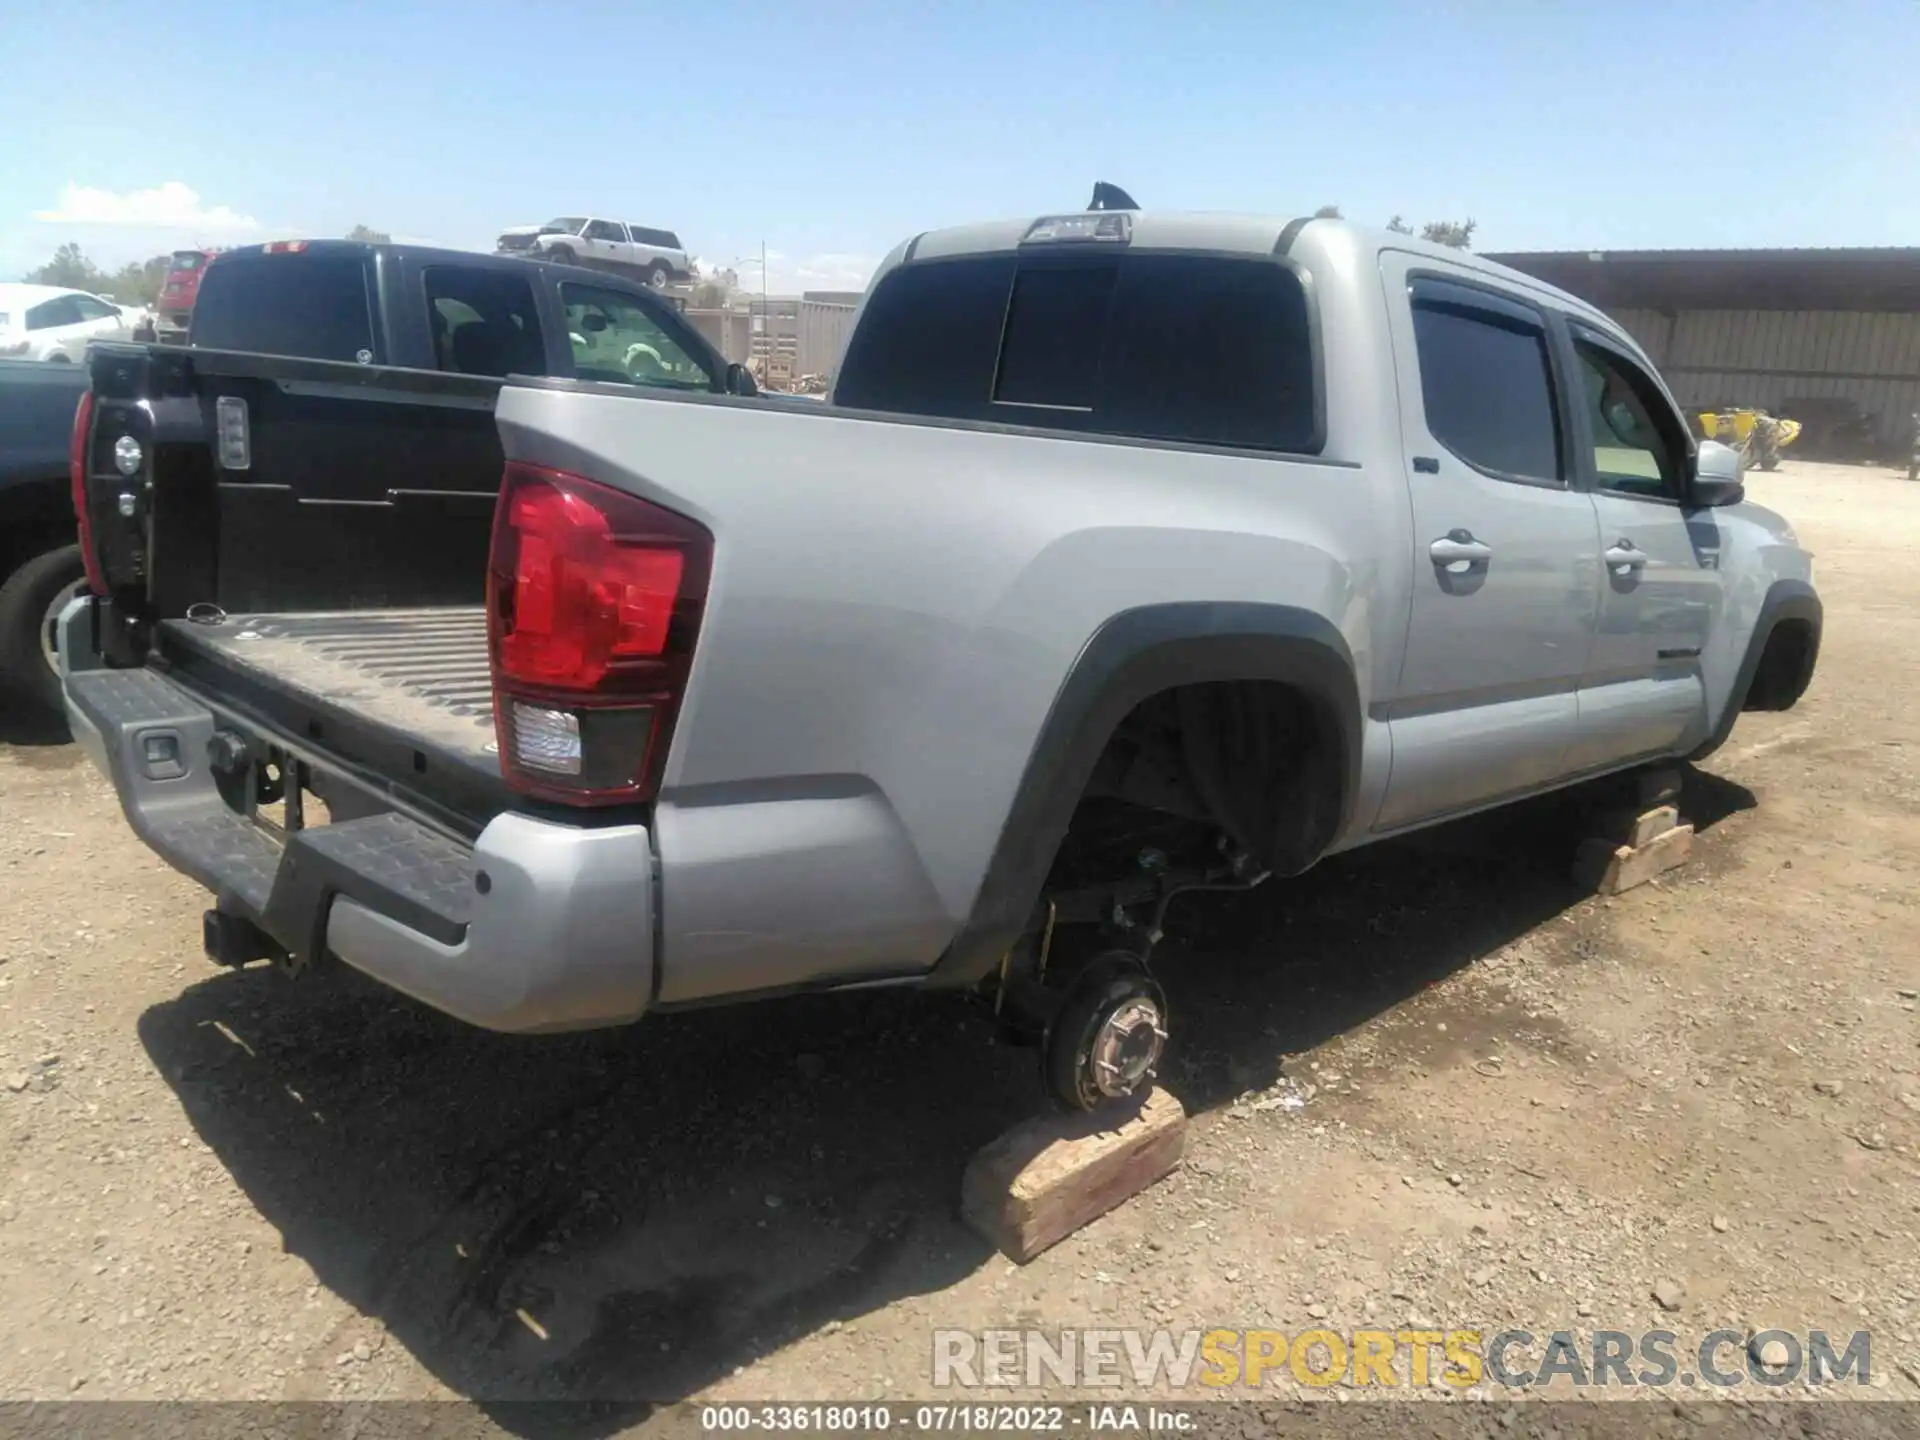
[60, 206, 1820, 1109]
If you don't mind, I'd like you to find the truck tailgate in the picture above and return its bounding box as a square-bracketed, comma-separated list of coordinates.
[153, 606, 507, 831]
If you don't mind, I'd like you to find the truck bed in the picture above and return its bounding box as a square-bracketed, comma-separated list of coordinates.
[153, 607, 505, 831]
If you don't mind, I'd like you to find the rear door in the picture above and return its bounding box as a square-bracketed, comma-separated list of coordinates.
[1373, 259, 1602, 831]
[1561, 322, 1722, 770]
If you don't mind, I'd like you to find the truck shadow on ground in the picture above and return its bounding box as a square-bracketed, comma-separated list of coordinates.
[135, 766, 1753, 1433]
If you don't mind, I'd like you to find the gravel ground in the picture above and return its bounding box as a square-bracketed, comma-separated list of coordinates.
[1, 461, 1917, 1424]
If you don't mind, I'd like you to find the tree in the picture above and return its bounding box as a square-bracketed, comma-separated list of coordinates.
[345, 224, 391, 243]
[1321, 211, 1476, 248]
[24, 245, 174, 305]
[689, 281, 732, 309]
[25, 242, 103, 291]
[105, 255, 173, 307]
[1420, 218, 1477, 250]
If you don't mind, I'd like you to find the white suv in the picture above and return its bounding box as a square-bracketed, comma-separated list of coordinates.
[495, 217, 692, 288]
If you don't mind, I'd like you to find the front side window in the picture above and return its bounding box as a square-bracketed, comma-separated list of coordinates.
[1574, 338, 1687, 500]
[561, 283, 713, 390]
[73, 296, 119, 321]
[1411, 298, 1561, 484]
[585, 220, 626, 242]
[423, 266, 546, 377]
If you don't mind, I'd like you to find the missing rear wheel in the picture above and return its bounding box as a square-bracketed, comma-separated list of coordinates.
[1043, 956, 1168, 1112]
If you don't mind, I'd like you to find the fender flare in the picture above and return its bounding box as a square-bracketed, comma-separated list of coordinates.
[926, 602, 1362, 988]
[1690, 578, 1822, 763]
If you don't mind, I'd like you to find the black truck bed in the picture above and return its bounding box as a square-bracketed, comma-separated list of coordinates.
[153, 607, 505, 832]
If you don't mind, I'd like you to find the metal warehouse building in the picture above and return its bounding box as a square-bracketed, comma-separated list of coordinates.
[1488, 248, 1920, 459]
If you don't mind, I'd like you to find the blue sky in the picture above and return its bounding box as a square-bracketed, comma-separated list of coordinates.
[3, 0, 1915, 294]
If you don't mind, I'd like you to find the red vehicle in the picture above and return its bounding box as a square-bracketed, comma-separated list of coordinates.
[153, 248, 220, 343]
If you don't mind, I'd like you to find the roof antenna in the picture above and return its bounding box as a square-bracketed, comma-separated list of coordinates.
[1088, 182, 1138, 212]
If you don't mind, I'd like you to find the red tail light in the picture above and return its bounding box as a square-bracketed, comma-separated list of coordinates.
[68, 391, 107, 595]
[487, 462, 711, 805]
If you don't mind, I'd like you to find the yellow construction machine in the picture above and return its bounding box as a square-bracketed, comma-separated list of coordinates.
[1698, 408, 1802, 471]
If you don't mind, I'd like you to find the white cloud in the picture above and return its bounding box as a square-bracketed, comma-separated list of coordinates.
[31, 182, 260, 232]
[790, 252, 879, 293]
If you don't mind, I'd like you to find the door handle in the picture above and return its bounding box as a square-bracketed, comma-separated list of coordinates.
[1604, 540, 1647, 571]
[1429, 531, 1493, 567]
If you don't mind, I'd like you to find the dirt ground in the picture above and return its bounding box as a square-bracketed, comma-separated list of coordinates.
[2, 461, 1917, 1423]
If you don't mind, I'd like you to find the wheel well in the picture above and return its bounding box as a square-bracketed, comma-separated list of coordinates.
[1064, 679, 1344, 880]
[1744, 618, 1816, 712]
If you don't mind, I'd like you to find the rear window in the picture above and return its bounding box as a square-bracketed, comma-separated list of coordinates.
[190, 255, 377, 362]
[168, 252, 206, 273]
[835, 251, 1319, 453]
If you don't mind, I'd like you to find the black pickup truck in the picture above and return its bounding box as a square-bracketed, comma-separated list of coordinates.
[0, 240, 749, 719]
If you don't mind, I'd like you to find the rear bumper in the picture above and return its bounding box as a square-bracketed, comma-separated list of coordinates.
[60, 612, 655, 1033]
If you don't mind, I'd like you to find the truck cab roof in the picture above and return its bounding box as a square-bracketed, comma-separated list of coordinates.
[884, 210, 1617, 330]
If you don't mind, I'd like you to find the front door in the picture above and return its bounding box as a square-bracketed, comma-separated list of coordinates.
[583, 219, 626, 264]
[1561, 324, 1723, 770]
[1373, 260, 1602, 832]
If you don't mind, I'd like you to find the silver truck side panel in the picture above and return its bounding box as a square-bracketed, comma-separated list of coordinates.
[497, 368, 1414, 994]
[1375, 692, 1579, 832]
[1564, 674, 1704, 774]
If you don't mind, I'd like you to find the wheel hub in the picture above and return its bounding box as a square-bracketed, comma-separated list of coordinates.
[1087, 995, 1167, 1098]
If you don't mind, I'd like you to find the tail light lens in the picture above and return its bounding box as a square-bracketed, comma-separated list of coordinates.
[487, 462, 711, 805]
[68, 391, 108, 595]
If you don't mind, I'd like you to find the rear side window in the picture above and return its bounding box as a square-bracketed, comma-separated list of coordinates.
[191, 255, 377, 362]
[26, 296, 84, 330]
[628, 227, 680, 249]
[423, 266, 547, 377]
[1410, 298, 1561, 484]
[836, 251, 1318, 453]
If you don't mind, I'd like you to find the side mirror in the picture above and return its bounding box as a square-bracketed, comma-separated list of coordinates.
[581, 312, 608, 334]
[1689, 440, 1745, 507]
[725, 362, 758, 397]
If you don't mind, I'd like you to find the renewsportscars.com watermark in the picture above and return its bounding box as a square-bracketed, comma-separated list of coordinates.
[932, 1328, 1873, 1391]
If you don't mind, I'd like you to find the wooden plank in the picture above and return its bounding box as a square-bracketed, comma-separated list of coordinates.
[1574, 824, 1696, 896]
[961, 1089, 1187, 1264]
[1596, 804, 1681, 848]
